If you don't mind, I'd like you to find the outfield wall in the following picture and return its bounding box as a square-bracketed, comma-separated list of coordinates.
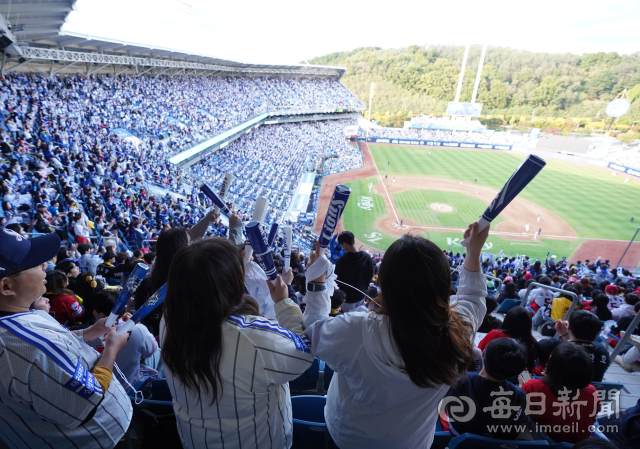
[511, 146, 640, 179]
[362, 137, 512, 151]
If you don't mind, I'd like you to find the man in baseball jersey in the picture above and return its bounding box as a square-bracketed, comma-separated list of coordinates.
[527, 276, 555, 313]
[0, 229, 132, 448]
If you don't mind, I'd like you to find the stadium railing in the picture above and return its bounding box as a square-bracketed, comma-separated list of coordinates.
[521, 282, 580, 338]
[610, 311, 640, 360]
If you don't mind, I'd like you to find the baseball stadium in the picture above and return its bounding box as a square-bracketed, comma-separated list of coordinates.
[316, 142, 640, 268]
[0, 1, 639, 448]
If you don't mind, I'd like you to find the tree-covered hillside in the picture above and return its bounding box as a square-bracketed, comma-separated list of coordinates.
[308, 45, 640, 128]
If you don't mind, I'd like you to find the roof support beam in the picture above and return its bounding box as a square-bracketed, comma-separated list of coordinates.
[88, 63, 110, 75]
[115, 66, 130, 76]
[54, 61, 78, 74]
[154, 67, 172, 78]
[5, 59, 34, 73]
[137, 66, 155, 76]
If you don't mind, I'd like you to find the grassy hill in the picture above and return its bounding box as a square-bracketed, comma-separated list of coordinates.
[308, 45, 640, 128]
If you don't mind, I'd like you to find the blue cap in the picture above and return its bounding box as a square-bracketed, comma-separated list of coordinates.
[0, 229, 60, 278]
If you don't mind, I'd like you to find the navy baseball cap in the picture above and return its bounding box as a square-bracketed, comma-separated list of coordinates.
[0, 228, 60, 278]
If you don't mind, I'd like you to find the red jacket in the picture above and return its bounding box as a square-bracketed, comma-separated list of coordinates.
[46, 293, 83, 326]
[522, 379, 599, 443]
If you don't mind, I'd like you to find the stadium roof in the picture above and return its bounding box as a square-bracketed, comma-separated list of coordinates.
[0, 0, 345, 78]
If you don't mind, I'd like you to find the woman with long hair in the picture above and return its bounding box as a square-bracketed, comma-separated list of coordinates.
[44, 270, 84, 326]
[521, 343, 599, 443]
[497, 281, 519, 303]
[587, 294, 612, 322]
[134, 227, 190, 335]
[294, 222, 490, 448]
[478, 306, 540, 371]
[160, 237, 314, 448]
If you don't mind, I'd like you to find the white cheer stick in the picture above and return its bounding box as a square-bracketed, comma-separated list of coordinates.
[251, 197, 269, 224]
[282, 225, 292, 271]
[215, 173, 234, 214]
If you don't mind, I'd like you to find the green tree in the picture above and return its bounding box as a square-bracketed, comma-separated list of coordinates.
[629, 84, 640, 103]
[533, 76, 562, 106]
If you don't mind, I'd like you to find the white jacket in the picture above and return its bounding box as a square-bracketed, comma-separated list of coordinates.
[299, 266, 487, 449]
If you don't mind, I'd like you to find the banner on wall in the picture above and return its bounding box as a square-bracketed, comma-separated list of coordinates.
[363, 137, 512, 151]
[609, 162, 640, 178]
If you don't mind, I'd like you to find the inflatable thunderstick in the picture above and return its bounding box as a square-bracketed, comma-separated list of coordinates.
[461, 154, 546, 247]
[319, 184, 351, 249]
[105, 263, 149, 328]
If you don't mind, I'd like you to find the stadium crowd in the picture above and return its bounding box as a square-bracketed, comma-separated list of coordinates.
[186, 118, 361, 224]
[586, 145, 640, 170]
[0, 71, 638, 449]
[361, 126, 537, 146]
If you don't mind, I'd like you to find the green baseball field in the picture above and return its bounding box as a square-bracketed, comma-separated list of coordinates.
[334, 144, 640, 267]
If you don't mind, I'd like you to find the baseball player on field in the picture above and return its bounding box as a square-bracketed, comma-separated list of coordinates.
[0, 229, 132, 448]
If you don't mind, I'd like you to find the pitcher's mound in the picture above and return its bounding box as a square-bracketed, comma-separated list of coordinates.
[430, 203, 453, 212]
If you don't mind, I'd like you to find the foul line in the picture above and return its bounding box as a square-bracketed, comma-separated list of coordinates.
[368, 145, 399, 223]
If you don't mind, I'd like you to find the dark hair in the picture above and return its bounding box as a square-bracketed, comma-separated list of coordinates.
[56, 247, 69, 261]
[626, 294, 639, 306]
[77, 243, 92, 255]
[568, 310, 603, 342]
[45, 270, 74, 296]
[377, 234, 472, 388]
[292, 274, 306, 295]
[543, 343, 593, 397]
[538, 276, 551, 286]
[54, 260, 77, 276]
[485, 296, 498, 314]
[591, 294, 612, 321]
[337, 231, 355, 246]
[503, 282, 517, 296]
[483, 338, 527, 381]
[133, 249, 143, 258]
[150, 228, 189, 290]
[162, 237, 245, 403]
[92, 290, 118, 316]
[499, 306, 540, 371]
[102, 251, 116, 261]
[143, 251, 156, 264]
[5, 223, 22, 233]
[331, 289, 347, 309]
[75, 271, 104, 321]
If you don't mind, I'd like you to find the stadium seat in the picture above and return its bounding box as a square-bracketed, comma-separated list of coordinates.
[291, 395, 326, 449]
[431, 426, 452, 449]
[289, 358, 320, 391]
[128, 378, 179, 449]
[448, 433, 551, 449]
[497, 298, 521, 314]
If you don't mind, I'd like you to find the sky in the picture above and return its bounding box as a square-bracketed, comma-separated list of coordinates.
[60, 0, 640, 65]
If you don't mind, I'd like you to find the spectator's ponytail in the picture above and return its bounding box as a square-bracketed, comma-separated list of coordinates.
[377, 234, 473, 388]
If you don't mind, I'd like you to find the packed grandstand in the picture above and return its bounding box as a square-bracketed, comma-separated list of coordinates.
[1, 5, 639, 449]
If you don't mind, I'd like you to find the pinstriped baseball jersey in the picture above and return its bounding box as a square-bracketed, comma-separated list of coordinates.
[160, 314, 314, 449]
[0, 310, 132, 449]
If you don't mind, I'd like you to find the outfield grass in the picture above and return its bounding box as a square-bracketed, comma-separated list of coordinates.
[371, 145, 640, 241]
[343, 176, 580, 259]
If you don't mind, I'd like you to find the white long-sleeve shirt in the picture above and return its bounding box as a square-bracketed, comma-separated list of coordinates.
[301, 266, 487, 449]
[159, 304, 314, 449]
